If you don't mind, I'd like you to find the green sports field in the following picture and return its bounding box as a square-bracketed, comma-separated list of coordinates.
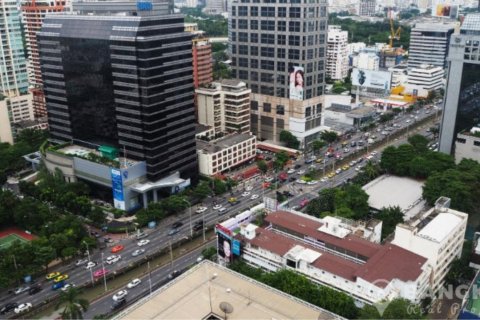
[0, 233, 28, 249]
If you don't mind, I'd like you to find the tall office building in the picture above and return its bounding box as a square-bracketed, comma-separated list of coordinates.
[38, 13, 198, 182]
[192, 38, 213, 89]
[326, 26, 349, 80]
[0, 1, 29, 97]
[229, 0, 328, 148]
[21, 0, 68, 119]
[439, 14, 480, 154]
[408, 23, 456, 70]
[357, 0, 376, 16]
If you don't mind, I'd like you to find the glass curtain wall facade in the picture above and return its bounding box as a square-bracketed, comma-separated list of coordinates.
[38, 14, 198, 182]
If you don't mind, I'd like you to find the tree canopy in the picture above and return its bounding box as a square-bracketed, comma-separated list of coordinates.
[279, 130, 300, 149]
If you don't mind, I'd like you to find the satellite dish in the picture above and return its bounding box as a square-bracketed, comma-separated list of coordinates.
[219, 301, 234, 319]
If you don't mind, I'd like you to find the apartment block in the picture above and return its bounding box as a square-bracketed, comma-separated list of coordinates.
[326, 26, 349, 80]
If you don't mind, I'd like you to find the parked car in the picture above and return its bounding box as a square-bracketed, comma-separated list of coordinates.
[14, 303, 32, 314]
[127, 279, 141, 289]
[287, 168, 295, 174]
[0, 303, 18, 315]
[132, 249, 145, 257]
[113, 290, 128, 301]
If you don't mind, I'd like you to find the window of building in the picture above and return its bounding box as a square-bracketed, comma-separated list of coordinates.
[261, 72, 273, 82]
[251, 59, 258, 68]
[239, 32, 248, 42]
[251, 84, 258, 93]
[306, 106, 311, 117]
[251, 71, 258, 81]
[277, 61, 285, 71]
[278, 7, 287, 17]
[316, 103, 322, 113]
[238, 6, 248, 15]
[261, 7, 275, 16]
[289, 7, 300, 17]
[288, 49, 299, 60]
[261, 20, 275, 31]
[239, 57, 248, 67]
[231, 19, 237, 29]
[277, 105, 285, 115]
[261, 34, 275, 44]
[261, 60, 274, 70]
[250, 19, 258, 29]
[239, 70, 248, 79]
[231, 44, 237, 54]
[277, 48, 286, 59]
[231, 32, 236, 42]
[263, 103, 271, 112]
[289, 21, 300, 32]
[250, 46, 258, 56]
[261, 86, 273, 95]
[278, 34, 286, 45]
[261, 47, 274, 57]
[250, 6, 258, 16]
[239, 45, 248, 55]
[251, 33, 258, 43]
[238, 19, 248, 29]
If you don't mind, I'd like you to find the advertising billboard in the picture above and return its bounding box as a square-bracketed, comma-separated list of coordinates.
[432, 0, 458, 18]
[111, 168, 125, 210]
[352, 68, 392, 91]
[289, 66, 304, 101]
[217, 232, 233, 263]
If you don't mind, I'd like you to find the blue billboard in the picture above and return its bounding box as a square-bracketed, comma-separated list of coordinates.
[137, 1, 153, 10]
[232, 239, 241, 256]
[111, 168, 125, 210]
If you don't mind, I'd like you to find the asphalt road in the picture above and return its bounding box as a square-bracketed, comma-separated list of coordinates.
[0, 105, 440, 318]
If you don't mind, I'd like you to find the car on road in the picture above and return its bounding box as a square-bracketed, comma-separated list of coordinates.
[94, 268, 108, 278]
[406, 119, 411, 123]
[14, 303, 32, 314]
[168, 228, 180, 236]
[264, 176, 274, 182]
[350, 141, 357, 147]
[250, 194, 259, 200]
[54, 274, 69, 283]
[228, 197, 239, 205]
[113, 290, 128, 301]
[287, 168, 295, 174]
[315, 158, 324, 163]
[168, 270, 182, 279]
[193, 220, 204, 231]
[297, 169, 305, 175]
[218, 207, 227, 214]
[106, 255, 121, 264]
[132, 249, 145, 257]
[28, 286, 42, 295]
[335, 169, 342, 174]
[86, 261, 97, 269]
[245, 185, 253, 191]
[307, 180, 318, 185]
[52, 281, 65, 290]
[320, 177, 328, 182]
[242, 191, 251, 197]
[14, 286, 30, 295]
[296, 179, 307, 184]
[212, 204, 222, 210]
[171, 221, 183, 229]
[61, 283, 76, 292]
[75, 258, 89, 266]
[327, 173, 335, 179]
[0, 302, 18, 314]
[111, 245, 124, 253]
[196, 207, 207, 214]
[127, 279, 141, 289]
[111, 298, 127, 311]
[294, 164, 301, 169]
[46, 272, 61, 280]
[137, 239, 150, 246]
[342, 165, 350, 171]
[343, 148, 350, 153]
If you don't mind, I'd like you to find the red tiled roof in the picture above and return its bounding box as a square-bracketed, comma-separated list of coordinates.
[355, 244, 428, 288]
[311, 252, 360, 281]
[265, 211, 382, 259]
[249, 228, 296, 256]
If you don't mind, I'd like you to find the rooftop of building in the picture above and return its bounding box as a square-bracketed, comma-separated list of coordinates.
[417, 212, 464, 243]
[461, 13, 480, 35]
[197, 133, 255, 154]
[195, 123, 213, 134]
[458, 126, 480, 138]
[413, 22, 457, 31]
[114, 261, 340, 320]
[362, 175, 426, 219]
[242, 213, 428, 288]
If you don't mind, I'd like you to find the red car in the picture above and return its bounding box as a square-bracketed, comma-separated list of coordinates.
[111, 245, 124, 253]
[93, 268, 108, 278]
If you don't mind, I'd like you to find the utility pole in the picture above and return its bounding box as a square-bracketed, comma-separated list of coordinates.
[101, 252, 107, 292]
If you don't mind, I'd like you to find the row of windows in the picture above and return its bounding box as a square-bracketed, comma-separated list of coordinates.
[231, 32, 326, 47]
[238, 80, 323, 98]
[232, 57, 324, 74]
[232, 19, 326, 33]
[238, 0, 324, 4]
[233, 5, 327, 18]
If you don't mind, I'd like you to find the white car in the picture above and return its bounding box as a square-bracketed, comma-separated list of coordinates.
[195, 207, 207, 214]
[309, 164, 316, 170]
[85, 261, 96, 270]
[264, 176, 274, 182]
[196, 256, 203, 263]
[307, 180, 318, 185]
[320, 177, 328, 182]
[106, 255, 121, 265]
[127, 279, 141, 289]
[296, 179, 307, 184]
[287, 168, 295, 174]
[132, 249, 145, 257]
[242, 191, 251, 197]
[14, 303, 32, 314]
[61, 283, 76, 292]
[75, 258, 89, 266]
[371, 151, 378, 156]
[406, 119, 411, 123]
[335, 169, 342, 174]
[113, 290, 128, 301]
[343, 148, 350, 153]
[217, 207, 227, 214]
[297, 170, 305, 175]
[250, 194, 259, 200]
[245, 185, 253, 191]
[137, 239, 150, 246]
[212, 204, 222, 210]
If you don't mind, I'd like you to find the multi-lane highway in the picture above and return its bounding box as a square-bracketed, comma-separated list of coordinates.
[0, 105, 440, 318]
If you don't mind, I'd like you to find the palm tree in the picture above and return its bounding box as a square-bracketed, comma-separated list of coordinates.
[55, 287, 89, 319]
[364, 160, 379, 181]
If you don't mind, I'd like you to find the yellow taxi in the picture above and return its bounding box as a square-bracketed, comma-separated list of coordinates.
[342, 165, 350, 171]
[46, 272, 61, 280]
[315, 158, 324, 163]
[327, 173, 335, 179]
[54, 274, 69, 283]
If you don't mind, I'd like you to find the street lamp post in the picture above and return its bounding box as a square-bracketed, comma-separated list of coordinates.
[101, 252, 107, 292]
[83, 241, 94, 285]
[147, 261, 152, 296]
[202, 210, 206, 242]
[181, 199, 193, 238]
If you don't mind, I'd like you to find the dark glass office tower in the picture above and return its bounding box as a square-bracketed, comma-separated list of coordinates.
[439, 13, 480, 154]
[38, 14, 198, 182]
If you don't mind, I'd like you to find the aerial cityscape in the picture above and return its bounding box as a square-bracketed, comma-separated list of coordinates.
[0, 0, 480, 319]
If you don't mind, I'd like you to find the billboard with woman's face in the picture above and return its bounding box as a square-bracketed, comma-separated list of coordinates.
[289, 66, 304, 101]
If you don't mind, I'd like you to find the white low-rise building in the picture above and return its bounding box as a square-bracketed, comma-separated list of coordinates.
[196, 133, 256, 176]
[236, 210, 431, 304]
[392, 197, 468, 293]
[454, 127, 480, 164]
[407, 64, 444, 92]
[0, 93, 34, 144]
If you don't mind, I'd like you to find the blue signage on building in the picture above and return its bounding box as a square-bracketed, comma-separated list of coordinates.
[232, 239, 241, 256]
[137, 1, 153, 10]
[111, 169, 125, 210]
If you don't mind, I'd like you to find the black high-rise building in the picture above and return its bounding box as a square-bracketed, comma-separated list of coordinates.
[38, 13, 198, 182]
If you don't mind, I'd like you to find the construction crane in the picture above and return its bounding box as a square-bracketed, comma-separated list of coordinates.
[388, 10, 402, 48]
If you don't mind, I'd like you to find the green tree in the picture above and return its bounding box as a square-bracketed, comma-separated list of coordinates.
[335, 184, 370, 219]
[88, 207, 106, 226]
[55, 287, 90, 319]
[376, 206, 404, 240]
[306, 188, 336, 216]
[382, 298, 423, 319]
[320, 130, 338, 144]
[193, 180, 212, 200]
[32, 240, 56, 273]
[256, 160, 268, 174]
[279, 130, 300, 149]
[201, 247, 217, 261]
[213, 178, 227, 195]
[408, 134, 429, 154]
[161, 195, 189, 215]
[273, 151, 289, 171]
[312, 140, 326, 155]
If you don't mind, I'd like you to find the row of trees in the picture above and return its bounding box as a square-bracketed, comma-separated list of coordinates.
[230, 261, 423, 319]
